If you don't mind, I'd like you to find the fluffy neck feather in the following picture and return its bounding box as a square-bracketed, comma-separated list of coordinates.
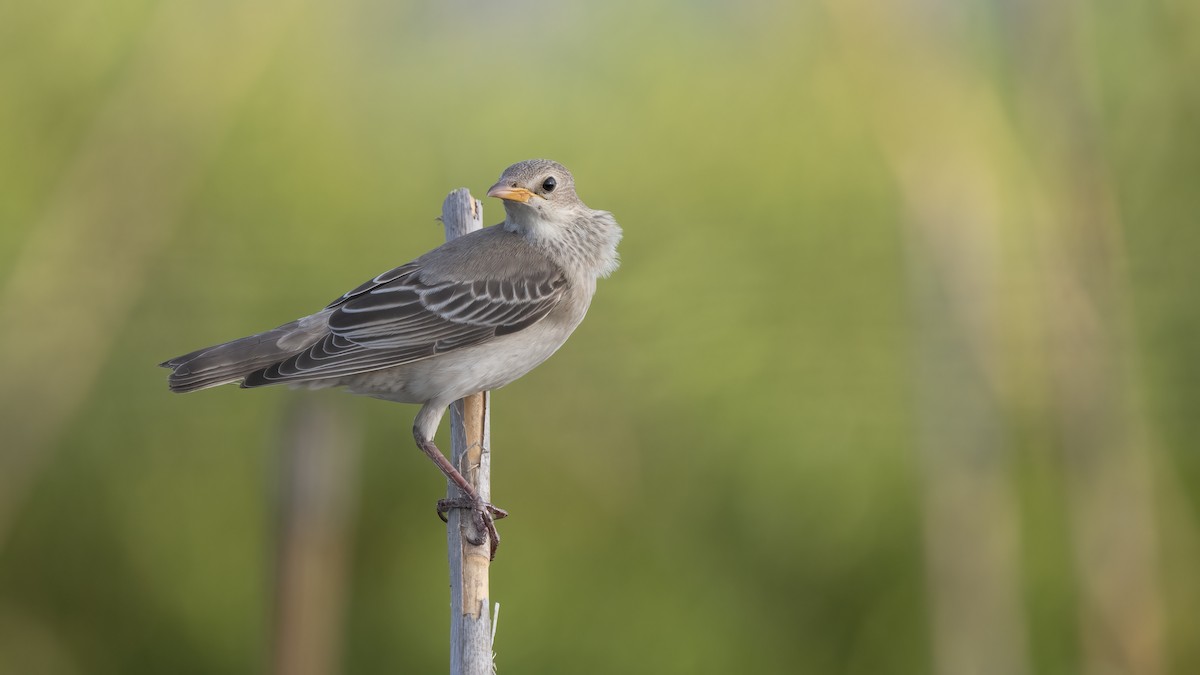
[504, 204, 622, 279]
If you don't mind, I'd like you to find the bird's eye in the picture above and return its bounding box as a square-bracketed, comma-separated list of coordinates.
[541, 176, 557, 192]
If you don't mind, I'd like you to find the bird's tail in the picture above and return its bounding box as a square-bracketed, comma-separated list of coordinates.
[159, 313, 329, 393]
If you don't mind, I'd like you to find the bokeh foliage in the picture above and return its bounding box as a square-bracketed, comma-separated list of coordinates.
[1, 0, 1197, 673]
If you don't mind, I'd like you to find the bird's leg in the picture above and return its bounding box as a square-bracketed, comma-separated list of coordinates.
[413, 434, 507, 560]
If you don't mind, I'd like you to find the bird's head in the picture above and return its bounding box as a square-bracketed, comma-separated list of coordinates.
[487, 159, 584, 232]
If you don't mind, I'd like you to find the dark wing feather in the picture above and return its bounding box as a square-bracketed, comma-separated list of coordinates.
[326, 262, 421, 308]
[243, 262, 566, 387]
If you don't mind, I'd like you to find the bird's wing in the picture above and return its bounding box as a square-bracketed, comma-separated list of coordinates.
[243, 255, 567, 386]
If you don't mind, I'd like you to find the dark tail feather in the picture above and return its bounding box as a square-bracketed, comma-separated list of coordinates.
[160, 315, 327, 393]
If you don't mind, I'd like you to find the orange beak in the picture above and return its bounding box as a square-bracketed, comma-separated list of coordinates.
[486, 183, 535, 203]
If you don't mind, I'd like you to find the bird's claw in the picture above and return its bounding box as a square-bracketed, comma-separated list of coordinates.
[437, 497, 508, 560]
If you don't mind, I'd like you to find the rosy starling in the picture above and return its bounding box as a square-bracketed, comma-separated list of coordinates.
[161, 159, 622, 557]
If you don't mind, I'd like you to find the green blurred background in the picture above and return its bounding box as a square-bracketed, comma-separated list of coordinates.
[1, 0, 1197, 673]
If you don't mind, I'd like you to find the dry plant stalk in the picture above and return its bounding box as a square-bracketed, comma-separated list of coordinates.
[441, 189, 496, 675]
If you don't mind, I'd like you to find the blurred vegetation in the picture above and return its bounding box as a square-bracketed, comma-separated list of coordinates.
[1, 0, 1197, 673]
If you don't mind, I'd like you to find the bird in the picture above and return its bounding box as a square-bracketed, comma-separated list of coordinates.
[160, 159, 622, 559]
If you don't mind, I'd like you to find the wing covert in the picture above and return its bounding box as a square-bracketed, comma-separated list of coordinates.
[246, 262, 567, 386]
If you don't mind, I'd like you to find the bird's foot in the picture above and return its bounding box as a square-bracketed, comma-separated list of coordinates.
[437, 496, 508, 560]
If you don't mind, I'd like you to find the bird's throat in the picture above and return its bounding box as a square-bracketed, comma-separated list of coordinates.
[502, 202, 559, 240]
